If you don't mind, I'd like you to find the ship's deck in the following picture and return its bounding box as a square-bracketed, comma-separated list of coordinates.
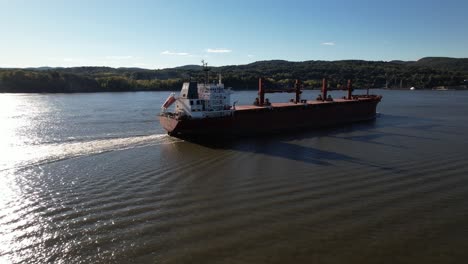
[235, 97, 375, 111]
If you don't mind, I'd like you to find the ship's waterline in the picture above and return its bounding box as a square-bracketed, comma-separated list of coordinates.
[1, 90, 468, 263]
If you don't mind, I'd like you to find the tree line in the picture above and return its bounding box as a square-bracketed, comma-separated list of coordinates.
[1, 57, 467, 93]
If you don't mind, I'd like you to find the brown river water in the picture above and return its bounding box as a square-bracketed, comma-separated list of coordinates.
[1, 89, 467, 263]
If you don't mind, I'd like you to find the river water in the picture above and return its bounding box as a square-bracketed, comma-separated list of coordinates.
[1, 89, 468, 263]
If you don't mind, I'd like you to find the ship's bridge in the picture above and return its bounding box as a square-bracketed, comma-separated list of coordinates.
[175, 79, 233, 119]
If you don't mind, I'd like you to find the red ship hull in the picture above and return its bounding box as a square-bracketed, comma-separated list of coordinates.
[159, 96, 382, 137]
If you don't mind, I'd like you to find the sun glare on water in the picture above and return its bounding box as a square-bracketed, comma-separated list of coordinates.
[0, 94, 175, 263]
[0, 94, 30, 263]
[0, 94, 49, 171]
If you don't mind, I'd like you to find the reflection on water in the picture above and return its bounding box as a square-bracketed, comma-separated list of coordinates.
[0, 93, 174, 171]
[0, 94, 47, 171]
[1, 90, 468, 263]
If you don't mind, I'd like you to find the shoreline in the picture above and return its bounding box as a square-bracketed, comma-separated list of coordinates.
[2, 87, 468, 94]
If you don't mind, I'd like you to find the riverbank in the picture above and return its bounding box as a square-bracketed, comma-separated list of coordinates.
[2, 58, 467, 93]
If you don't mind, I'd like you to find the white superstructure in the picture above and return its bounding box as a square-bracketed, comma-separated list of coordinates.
[162, 75, 233, 119]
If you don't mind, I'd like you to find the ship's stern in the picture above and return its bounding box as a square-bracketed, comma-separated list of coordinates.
[158, 114, 180, 135]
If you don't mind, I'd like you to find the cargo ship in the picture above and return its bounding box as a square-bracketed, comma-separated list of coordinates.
[159, 67, 382, 138]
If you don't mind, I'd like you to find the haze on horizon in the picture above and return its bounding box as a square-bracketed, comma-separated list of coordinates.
[1, 0, 467, 69]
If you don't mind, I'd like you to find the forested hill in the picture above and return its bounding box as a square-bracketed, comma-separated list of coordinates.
[410, 57, 468, 72]
[1, 57, 467, 93]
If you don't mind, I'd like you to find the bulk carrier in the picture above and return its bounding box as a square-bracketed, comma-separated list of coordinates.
[159, 65, 382, 138]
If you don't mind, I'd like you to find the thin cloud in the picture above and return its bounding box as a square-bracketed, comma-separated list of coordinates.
[321, 42, 336, 46]
[206, 48, 232, 53]
[106, 55, 134, 60]
[247, 54, 255, 58]
[132, 62, 149, 67]
[161, 50, 190, 56]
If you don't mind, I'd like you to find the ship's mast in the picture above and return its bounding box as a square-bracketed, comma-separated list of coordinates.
[202, 60, 209, 84]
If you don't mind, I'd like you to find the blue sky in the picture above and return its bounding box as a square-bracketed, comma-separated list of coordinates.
[1, 0, 467, 68]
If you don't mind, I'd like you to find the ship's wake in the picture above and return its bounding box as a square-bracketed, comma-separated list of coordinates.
[0, 134, 181, 172]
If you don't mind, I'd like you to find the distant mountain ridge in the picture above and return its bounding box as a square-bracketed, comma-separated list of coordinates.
[4, 56, 468, 73]
[1, 57, 467, 93]
[173, 65, 203, 70]
[410, 57, 468, 72]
